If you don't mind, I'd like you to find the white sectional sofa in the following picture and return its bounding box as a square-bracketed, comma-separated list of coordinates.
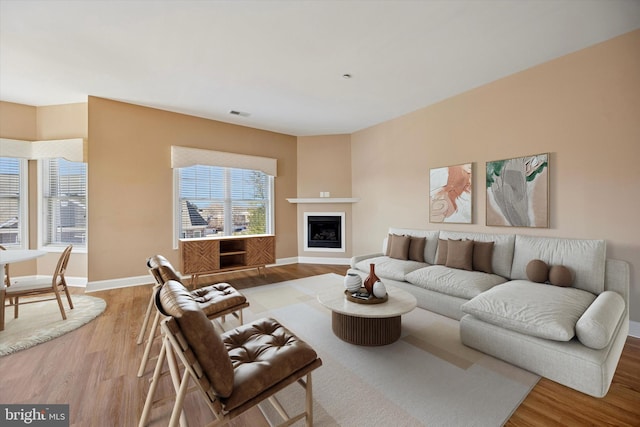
[349, 227, 630, 397]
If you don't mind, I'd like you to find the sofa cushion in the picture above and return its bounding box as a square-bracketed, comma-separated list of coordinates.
[549, 265, 573, 287]
[405, 265, 507, 300]
[576, 291, 625, 350]
[512, 235, 606, 294]
[461, 280, 596, 341]
[355, 256, 428, 281]
[386, 228, 440, 264]
[446, 239, 473, 271]
[435, 238, 449, 265]
[408, 236, 426, 262]
[472, 241, 494, 274]
[387, 234, 411, 260]
[440, 231, 515, 278]
[526, 259, 549, 283]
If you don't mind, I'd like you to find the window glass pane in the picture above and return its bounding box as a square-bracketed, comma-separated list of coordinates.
[43, 158, 87, 247]
[0, 157, 23, 246]
[178, 165, 271, 239]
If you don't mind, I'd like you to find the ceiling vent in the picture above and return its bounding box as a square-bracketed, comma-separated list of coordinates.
[229, 110, 250, 117]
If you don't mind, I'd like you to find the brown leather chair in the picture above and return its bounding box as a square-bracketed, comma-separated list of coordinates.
[137, 255, 249, 377]
[139, 280, 322, 427]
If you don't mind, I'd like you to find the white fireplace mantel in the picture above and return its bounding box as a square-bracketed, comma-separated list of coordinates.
[287, 197, 359, 204]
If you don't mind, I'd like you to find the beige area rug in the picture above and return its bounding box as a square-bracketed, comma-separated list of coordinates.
[239, 273, 539, 427]
[0, 294, 106, 357]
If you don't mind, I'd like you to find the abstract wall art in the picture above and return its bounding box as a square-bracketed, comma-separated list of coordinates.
[486, 153, 549, 228]
[429, 163, 472, 223]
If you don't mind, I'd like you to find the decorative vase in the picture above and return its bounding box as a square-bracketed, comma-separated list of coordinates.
[363, 263, 379, 294]
[372, 280, 387, 298]
[344, 272, 362, 293]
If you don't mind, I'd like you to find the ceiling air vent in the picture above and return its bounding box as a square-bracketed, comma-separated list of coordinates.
[229, 110, 250, 117]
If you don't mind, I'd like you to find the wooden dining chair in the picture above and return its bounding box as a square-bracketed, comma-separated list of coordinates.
[3, 245, 74, 328]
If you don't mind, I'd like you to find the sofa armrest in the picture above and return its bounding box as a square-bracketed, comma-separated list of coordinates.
[604, 259, 630, 310]
[576, 291, 626, 349]
[350, 253, 384, 268]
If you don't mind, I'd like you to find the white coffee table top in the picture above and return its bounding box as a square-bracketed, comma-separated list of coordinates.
[317, 277, 417, 319]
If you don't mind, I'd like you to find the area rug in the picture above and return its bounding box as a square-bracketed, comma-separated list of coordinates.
[0, 295, 106, 357]
[238, 273, 539, 427]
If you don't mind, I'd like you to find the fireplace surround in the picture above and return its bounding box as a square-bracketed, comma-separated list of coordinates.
[303, 212, 345, 252]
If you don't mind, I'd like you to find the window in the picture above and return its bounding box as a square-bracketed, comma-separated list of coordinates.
[41, 158, 87, 248]
[176, 165, 273, 240]
[0, 157, 27, 247]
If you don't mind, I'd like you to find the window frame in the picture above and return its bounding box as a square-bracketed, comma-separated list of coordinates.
[38, 158, 88, 253]
[0, 157, 29, 249]
[173, 165, 274, 249]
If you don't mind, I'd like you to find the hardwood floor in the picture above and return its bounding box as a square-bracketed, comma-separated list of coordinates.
[1, 263, 638, 426]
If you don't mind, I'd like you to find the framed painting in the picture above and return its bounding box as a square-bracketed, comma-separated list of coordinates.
[429, 163, 472, 223]
[486, 153, 549, 227]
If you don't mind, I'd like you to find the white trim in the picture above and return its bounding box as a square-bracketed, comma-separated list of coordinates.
[303, 212, 346, 253]
[297, 256, 351, 265]
[171, 146, 277, 177]
[274, 257, 298, 266]
[287, 198, 359, 204]
[629, 320, 640, 338]
[86, 274, 154, 292]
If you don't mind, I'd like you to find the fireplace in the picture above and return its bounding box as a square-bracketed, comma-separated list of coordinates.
[304, 212, 345, 252]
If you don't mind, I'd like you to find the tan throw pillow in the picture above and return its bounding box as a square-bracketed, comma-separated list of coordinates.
[445, 239, 473, 271]
[408, 236, 426, 262]
[526, 259, 549, 283]
[549, 265, 573, 287]
[388, 234, 411, 260]
[472, 241, 494, 274]
[435, 239, 448, 265]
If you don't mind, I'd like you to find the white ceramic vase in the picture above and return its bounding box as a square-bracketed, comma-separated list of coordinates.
[344, 273, 362, 293]
[372, 280, 387, 298]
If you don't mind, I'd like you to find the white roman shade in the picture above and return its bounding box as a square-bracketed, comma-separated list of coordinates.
[171, 146, 277, 177]
[0, 138, 84, 162]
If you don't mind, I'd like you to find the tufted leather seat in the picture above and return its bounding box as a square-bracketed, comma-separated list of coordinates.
[140, 279, 323, 427]
[136, 255, 249, 378]
[221, 317, 320, 412]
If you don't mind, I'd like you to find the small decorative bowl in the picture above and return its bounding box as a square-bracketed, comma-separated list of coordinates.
[344, 273, 362, 293]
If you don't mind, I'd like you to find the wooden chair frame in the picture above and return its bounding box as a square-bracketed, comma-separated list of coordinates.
[1, 245, 73, 330]
[137, 266, 248, 377]
[139, 316, 317, 427]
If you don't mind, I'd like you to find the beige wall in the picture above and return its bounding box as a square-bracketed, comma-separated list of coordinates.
[351, 30, 640, 321]
[0, 101, 88, 278]
[296, 135, 353, 258]
[87, 97, 298, 282]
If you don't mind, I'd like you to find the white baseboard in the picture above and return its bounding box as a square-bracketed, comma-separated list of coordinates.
[86, 275, 151, 293]
[629, 320, 640, 338]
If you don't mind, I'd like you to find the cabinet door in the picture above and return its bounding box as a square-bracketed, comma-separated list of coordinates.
[246, 236, 275, 266]
[181, 239, 220, 274]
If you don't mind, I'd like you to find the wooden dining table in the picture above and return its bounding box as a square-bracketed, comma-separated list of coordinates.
[0, 249, 47, 289]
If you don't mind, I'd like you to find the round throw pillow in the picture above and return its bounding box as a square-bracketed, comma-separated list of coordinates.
[526, 259, 549, 283]
[549, 265, 573, 287]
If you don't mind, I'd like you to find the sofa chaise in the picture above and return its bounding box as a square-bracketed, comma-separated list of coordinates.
[349, 227, 630, 397]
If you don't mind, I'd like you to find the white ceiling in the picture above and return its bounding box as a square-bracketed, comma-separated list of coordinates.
[1, 1, 639, 136]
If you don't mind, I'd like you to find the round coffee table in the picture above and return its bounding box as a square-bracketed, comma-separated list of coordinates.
[317, 281, 417, 346]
